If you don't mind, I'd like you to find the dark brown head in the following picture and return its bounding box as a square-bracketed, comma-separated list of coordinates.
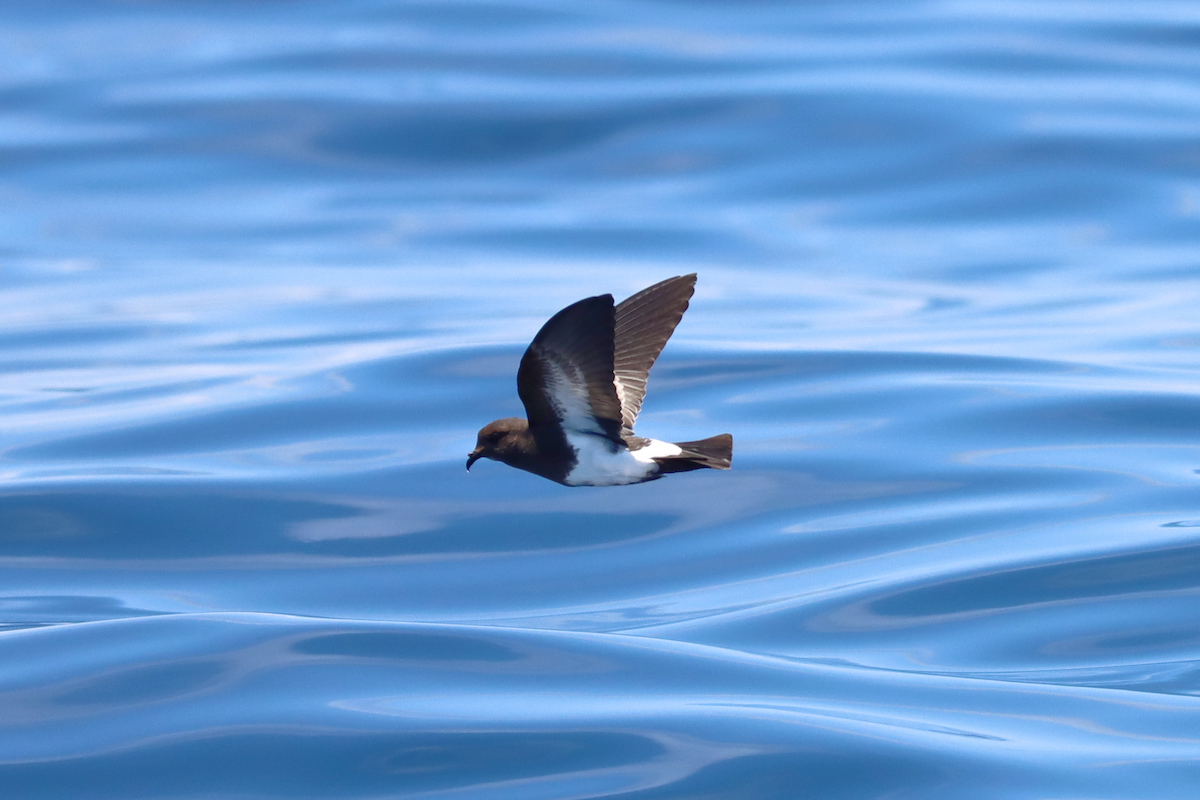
[466, 417, 533, 471]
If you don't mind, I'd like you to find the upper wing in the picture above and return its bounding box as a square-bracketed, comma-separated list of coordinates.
[613, 274, 696, 435]
[517, 293, 625, 449]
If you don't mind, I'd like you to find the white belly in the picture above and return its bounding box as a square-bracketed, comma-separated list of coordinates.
[564, 435, 682, 487]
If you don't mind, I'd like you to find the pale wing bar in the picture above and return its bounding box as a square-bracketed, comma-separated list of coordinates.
[528, 348, 613, 437]
[517, 294, 625, 448]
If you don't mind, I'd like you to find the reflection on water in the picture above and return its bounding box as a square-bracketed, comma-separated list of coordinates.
[2, 1, 1200, 798]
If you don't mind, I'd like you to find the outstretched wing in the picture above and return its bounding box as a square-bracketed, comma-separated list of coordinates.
[613, 274, 696, 436]
[517, 294, 625, 449]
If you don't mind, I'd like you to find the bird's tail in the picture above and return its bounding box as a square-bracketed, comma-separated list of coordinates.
[655, 433, 733, 473]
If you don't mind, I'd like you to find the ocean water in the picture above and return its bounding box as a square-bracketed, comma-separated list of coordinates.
[2, 0, 1200, 797]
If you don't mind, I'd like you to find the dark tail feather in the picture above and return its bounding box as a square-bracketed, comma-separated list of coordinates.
[654, 433, 733, 473]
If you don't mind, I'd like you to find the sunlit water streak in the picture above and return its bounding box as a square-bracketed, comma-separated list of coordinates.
[1, 1, 1199, 797]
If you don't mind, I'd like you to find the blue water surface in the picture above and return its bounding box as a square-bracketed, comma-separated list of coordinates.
[2, 1, 1200, 797]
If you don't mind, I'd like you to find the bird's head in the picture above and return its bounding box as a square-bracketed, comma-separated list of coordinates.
[466, 417, 529, 471]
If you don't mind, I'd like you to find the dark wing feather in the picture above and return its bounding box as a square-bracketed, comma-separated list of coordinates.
[517, 294, 625, 449]
[613, 274, 696, 435]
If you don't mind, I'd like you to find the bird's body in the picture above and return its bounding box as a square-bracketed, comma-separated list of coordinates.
[467, 274, 733, 486]
[565, 435, 683, 486]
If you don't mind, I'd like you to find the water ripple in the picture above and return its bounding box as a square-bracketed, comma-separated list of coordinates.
[3, 1, 1200, 797]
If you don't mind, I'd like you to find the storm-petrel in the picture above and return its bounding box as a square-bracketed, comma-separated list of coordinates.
[467, 274, 732, 486]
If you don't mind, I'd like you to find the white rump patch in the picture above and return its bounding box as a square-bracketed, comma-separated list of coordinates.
[629, 438, 683, 464]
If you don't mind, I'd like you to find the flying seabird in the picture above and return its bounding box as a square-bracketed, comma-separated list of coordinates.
[467, 274, 732, 486]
